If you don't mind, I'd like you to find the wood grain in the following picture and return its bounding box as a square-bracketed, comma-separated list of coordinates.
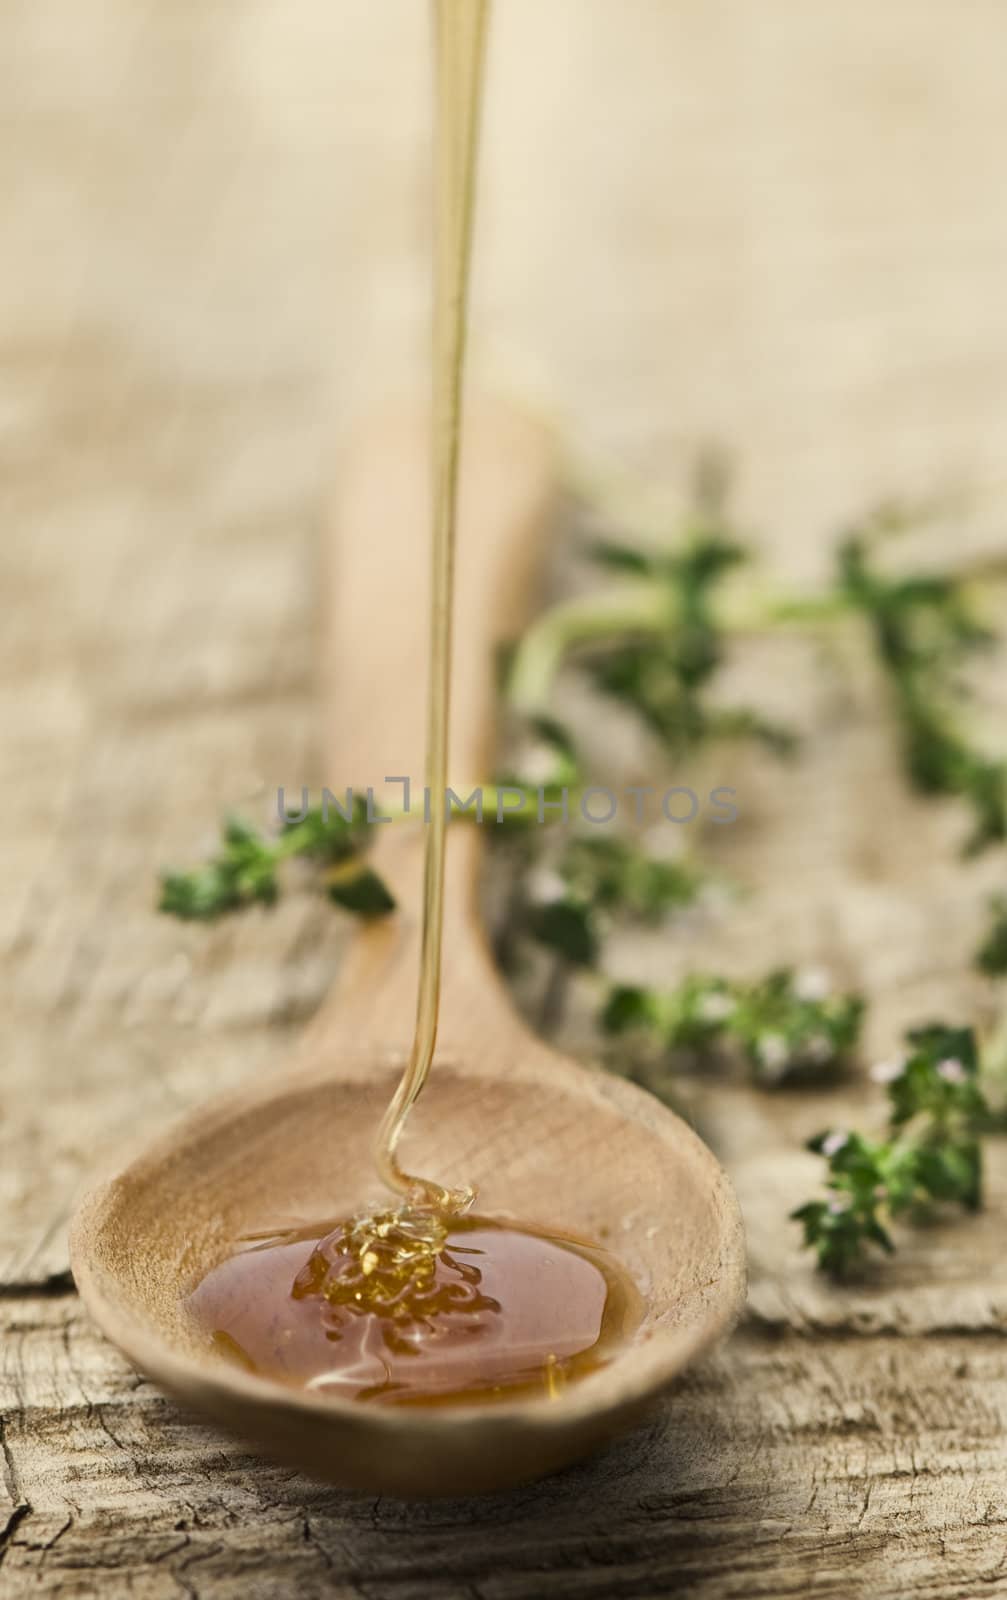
[4, 0, 1007, 1589]
[3, 1297, 1007, 1599]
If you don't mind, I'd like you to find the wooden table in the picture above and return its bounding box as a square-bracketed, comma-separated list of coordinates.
[3, 3, 1007, 1593]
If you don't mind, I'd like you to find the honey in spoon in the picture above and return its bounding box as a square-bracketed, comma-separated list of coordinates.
[188, 1213, 642, 1407]
[187, 0, 642, 1406]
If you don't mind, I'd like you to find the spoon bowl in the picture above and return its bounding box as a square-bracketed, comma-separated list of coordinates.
[71, 401, 745, 1495]
[71, 1028, 743, 1494]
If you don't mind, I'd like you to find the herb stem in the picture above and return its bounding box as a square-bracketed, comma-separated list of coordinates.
[507, 583, 672, 714]
[506, 578, 851, 715]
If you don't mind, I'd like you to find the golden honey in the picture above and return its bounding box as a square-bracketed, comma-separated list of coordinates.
[189, 1214, 641, 1407]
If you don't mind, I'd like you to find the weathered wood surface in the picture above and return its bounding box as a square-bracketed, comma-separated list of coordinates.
[4, 1, 1007, 1594]
[4, 1297, 1007, 1600]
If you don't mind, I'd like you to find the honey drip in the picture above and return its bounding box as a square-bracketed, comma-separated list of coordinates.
[188, 0, 643, 1404]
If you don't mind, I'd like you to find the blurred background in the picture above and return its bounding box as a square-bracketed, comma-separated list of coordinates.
[6, 1, 1007, 555]
[3, 0, 1007, 1282]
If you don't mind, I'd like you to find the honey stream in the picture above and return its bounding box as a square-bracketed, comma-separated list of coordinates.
[188, 0, 643, 1407]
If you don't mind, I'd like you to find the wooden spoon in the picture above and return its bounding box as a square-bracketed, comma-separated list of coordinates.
[70, 398, 745, 1498]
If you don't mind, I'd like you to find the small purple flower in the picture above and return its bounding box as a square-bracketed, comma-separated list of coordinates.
[794, 968, 829, 1003]
[827, 1195, 851, 1216]
[515, 742, 561, 786]
[821, 1130, 849, 1159]
[526, 867, 566, 906]
[757, 1033, 789, 1073]
[936, 1057, 967, 1085]
[870, 1057, 905, 1085]
[698, 990, 735, 1023]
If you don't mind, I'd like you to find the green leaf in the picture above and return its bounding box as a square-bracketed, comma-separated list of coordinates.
[526, 900, 599, 968]
[327, 867, 396, 917]
[281, 799, 371, 862]
[159, 864, 245, 921]
[600, 985, 658, 1035]
[587, 539, 656, 576]
[158, 800, 393, 924]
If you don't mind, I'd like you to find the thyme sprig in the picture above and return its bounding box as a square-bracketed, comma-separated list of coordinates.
[508, 489, 1005, 847]
[585, 533, 797, 761]
[792, 1024, 989, 1276]
[507, 472, 797, 761]
[159, 802, 395, 921]
[513, 833, 707, 972]
[836, 523, 1006, 854]
[601, 968, 863, 1086]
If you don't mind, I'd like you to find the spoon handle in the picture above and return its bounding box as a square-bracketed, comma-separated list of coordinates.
[315, 396, 559, 1051]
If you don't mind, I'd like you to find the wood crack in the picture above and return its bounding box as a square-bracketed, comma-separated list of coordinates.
[0, 1272, 76, 1302]
[0, 1418, 32, 1568]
